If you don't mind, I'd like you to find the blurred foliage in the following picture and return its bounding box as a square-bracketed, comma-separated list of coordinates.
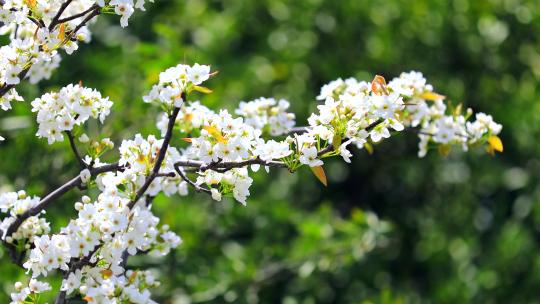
[1, 0, 540, 303]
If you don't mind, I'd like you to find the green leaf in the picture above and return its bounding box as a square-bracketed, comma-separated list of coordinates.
[438, 144, 451, 157]
[193, 86, 213, 94]
[365, 142, 374, 155]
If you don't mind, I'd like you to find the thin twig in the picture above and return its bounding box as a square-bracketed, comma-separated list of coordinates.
[173, 165, 211, 194]
[57, 4, 98, 25]
[156, 172, 176, 178]
[417, 130, 471, 139]
[66, 5, 100, 39]
[49, 0, 74, 30]
[65, 130, 87, 168]
[317, 119, 384, 156]
[174, 158, 286, 172]
[2, 163, 122, 241]
[288, 126, 309, 135]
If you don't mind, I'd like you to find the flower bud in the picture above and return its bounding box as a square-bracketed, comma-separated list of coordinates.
[211, 188, 222, 201]
[79, 134, 90, 143]
[17, 190, 26, 199]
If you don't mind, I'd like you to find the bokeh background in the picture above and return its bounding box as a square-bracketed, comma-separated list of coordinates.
[1, 0, 539, 303]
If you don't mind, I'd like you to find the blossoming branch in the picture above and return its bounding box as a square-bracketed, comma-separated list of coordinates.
[0, 1, 503, 304]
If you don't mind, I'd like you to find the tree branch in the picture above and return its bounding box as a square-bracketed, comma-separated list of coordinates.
[2, 163, 122, 242]
[174, 158, 286, 172]
[288, 126, 309, 134]
[65, 130, 87, 168]
[173, 165, 211, 194]
[127, 106, 182, 209]
[49, 0, 74, 31]
[317, 119, 384, 156]
[57, 4, 98, 26]
[66, 5, 101, 40]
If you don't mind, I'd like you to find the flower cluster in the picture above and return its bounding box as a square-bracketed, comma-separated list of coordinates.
[195, 168, 254, 204]
[10, 279, 51, 303]
[118, 134, 188, 197]
[103, 0, 153, 27]
[175, 102, 294, 204]
[0, 0, 154, 141]
[164, 69, 502, 209]
[235, 97, 296, 136]
[0, 191, 50, 244]
[65, 269, 160, 304]
[388, 71, 503, 156]
[0, 88, 23, 111]
[144, 63, 211, 110]
[156, 100, 214, 136]
[31, 84, 113, 144]
[0, 0, 95, 88]
[312, 76, 404, 150]
[22, 173, 181, 302]
[313, 71, 502, 158]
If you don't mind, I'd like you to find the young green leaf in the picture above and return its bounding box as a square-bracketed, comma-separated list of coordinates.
[193, 86, 213, 94]
[365, 142, 374, 155]
[438, 144, 451, 157]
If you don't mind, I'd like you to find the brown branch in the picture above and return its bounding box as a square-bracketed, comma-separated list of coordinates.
[127, 106, 182, 209]
[156, 172, 176, 178]
[49, 0, 74, 30]
[66, 5, 100, 40]
[57, 4, 99, 26]
[288, 126, 309, 134]
[2, 163, 122, 242]
[27, 16, 43, 28]
[175, 158, 286, 172]
[65, 131, 87, 168]
[173, 165, 211, 194]
[317, 119, 384, 156]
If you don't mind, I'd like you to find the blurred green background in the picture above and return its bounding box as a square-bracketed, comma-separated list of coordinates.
[1, 0, 539, 303]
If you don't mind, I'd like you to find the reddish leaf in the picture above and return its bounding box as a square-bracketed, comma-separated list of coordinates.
[310, 165, 328, 187]
[371, 75, 389, 95]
